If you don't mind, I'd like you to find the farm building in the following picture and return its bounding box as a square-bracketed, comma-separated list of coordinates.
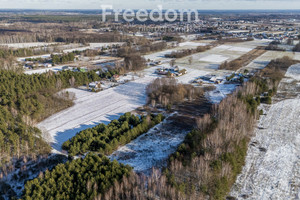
[111, 74, 120, 82]
[89, 81, 102, 89]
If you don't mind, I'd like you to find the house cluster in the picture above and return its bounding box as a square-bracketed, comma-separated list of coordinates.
[61, 66, 88, 72]
[194, 74, 224, 85]
[111, 74, 120, 82]
[147, 60, 161, 66]
[24, 61, 52, 69]
[193, 72, 251, 86]
[155, 66, 187, 77]
[225, 72, 254, 83]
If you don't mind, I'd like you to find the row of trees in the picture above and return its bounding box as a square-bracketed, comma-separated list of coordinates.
[0, 48, 34, 59]
[165, 46, 209, 59]
[0, 46, 56, 59]
[117, 42, 167, 57]
[0, 31, 127, 44]
[62, 112, 164, 156]
[22, 154, 132, 200]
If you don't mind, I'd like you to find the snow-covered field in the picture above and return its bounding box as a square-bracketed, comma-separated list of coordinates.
[144, 49, 174, 61]
[144, 41, 210, 62]
[24, 65, 65, 75]
[206, 83, 238, 104]
[0, 42, 56, 48]
[110, 115, 190, 174]
[176, 67, 210, 84]
[38, 76, 155, 152]
[230, 64, 300, 200]
[63, 42, 125, 53]
[215, 45, 254, 53]
[176, 40, 269, 71]
[199, 54, 229, 63]
[240, 51, 300, 73]
[286, 63, 300, 81]
[17, 54, 52, 62]
[179, 41, 207, 47]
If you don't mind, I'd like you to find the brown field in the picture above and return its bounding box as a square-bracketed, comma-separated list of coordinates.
[220, 46, 267, 71]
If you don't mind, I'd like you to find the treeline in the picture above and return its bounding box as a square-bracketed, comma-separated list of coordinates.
[251, 56, 297, 104]
[162, 35, 183, 43]
[73, 49, 105, 57]
[165, 46, 209, 59]
[0, 69, 102, 168]
[0, 70, 101, 120]
[146, 78, 203, 108]
[117, 42, 167, 57]
[0, 46, 56, 59]
[51, 53, 75, 64]
[0, 32, 127, 44]
[22, 154, 132, 200]
[53, 33, 126, 44]
[0, 105, 51, 171]
[265, 41, 285, 51]
[62, 112, 164, 156]
[0, 48, 34, 59]
[293, 42, 300, 52]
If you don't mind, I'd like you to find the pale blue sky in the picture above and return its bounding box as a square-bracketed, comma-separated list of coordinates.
[0, 0, 299, 10]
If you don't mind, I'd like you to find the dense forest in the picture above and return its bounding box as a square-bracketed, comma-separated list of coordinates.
[22, 154, 132, 200]
[62, 113, 164, 156]
[0, 68, 118, 170]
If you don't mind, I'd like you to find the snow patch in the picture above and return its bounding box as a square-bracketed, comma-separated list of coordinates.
[286, 63, 300, 81]
[206, 83, 237, 104]
[179, 42, 207, 47]
[214, 45, 253, 52]
[199, 54, 229, 63]
[109, 116, 189, 174]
